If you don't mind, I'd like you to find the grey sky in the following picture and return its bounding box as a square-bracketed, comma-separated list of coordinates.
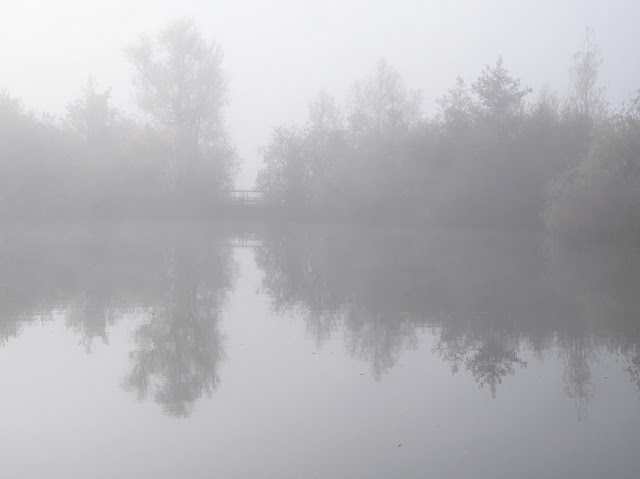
[1, 0, 638, 187]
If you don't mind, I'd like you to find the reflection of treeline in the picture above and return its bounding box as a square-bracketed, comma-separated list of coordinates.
[255, 228, 563, 383]
[257, 30, 639, 242]
[0, 224, 236, 416]
[255, 227, 640, 415]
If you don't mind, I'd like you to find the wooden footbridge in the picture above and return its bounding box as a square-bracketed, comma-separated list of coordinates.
[218, 190, 318, 220]
[221, 190, 275, 206]
[216, 190, 289, 219]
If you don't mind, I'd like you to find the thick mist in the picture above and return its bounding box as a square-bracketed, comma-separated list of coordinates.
[1, 3, 640, 479]
[2, 0, 639, 188]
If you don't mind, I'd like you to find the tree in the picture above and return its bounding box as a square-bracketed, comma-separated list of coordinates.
[531, 84, 560, 124]
[472, 56, 531, 122]
[256, 125, 310, 208]
[66, 78, 113, 146]
[306, 91, 348, 206]
[545, 92, 640, 243]
[567, 28, 607, 123]
[126, 19, 236, 198]
[308, 90, 342, 131]
[347, 59, 421, 139]
[436, 76, 478, 133]
[257, 91, 350, 211]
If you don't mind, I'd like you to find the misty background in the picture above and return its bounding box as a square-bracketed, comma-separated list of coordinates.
[3, 4, 640, 476]
[2, 0, 639, 188]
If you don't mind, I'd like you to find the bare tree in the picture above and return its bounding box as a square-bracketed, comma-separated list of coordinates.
[347, 59, 421, 139]
[308, 90, 342, 131]
[567, 27, 607, 123]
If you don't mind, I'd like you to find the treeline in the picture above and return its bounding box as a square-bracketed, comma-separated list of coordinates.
[1, 23, 638, 241]
[257, 30, 640, 241]
[545, 94, 640, 243]
[0, 19, 237, 220]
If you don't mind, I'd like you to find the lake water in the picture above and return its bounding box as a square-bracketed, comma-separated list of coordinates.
[1, 223, 639, 478]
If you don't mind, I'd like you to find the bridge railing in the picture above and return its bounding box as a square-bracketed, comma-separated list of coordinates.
[221, 190, 279, 206]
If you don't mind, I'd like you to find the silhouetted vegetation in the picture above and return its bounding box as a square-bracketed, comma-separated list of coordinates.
[1, 24, 638, 420]
[545, 92, 640, 243]
[0, 19, 236, 220]
[258, 57, 575, 226]
[257, 31, 639, 241]
[1, 25, 637, 240]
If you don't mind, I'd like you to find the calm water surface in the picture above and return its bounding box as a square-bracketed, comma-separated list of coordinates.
[1, 223, 639, 478]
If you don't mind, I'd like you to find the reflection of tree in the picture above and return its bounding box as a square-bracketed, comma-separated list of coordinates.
[431, 320, 475, 376]
[256, 229, 640, 415]
[66, 297, 115, 352]
[124, 308, 224, 417]
[434, 317, 527, 398]
[345, 306, 418, 380]
[123, 239, 234, 417]
[546, 241, 640, 410]
[255, 229, 552, 388]
[304, 309, 343, 349]
[255, 228, 424, 378]
[64, 258, 125, 351]
[254, 231, 348, 348]
[467, 331, 527, 398]
[559, 335, 595, 422]
[628, 349, 640, 390]
[0, 225, 161, 347]
[0, 225, 235, 417]
[255, 234, 343, 314]
[4, 224, 640, 423]
[614, 329, 640, 393]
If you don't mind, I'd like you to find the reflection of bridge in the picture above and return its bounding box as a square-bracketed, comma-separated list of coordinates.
[225, 234, 266, 248]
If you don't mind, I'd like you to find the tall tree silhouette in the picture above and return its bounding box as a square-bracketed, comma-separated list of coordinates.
[126, 19, 237, 206]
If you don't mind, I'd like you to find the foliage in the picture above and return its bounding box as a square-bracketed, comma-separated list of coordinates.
[257, 56, 583, 227]
[256, 91, 350, 213]
[566, 27, 608, 124]
[346, 59, 421, 140]
[0, 24, 637, 237]
[545, 90, 640, 243]
[0, 20, 237, 219]
[126, 18, 237, 199]
[472, 56, 532, 123]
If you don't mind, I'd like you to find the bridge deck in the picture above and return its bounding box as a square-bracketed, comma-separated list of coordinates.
[222, 190, 276, 206]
